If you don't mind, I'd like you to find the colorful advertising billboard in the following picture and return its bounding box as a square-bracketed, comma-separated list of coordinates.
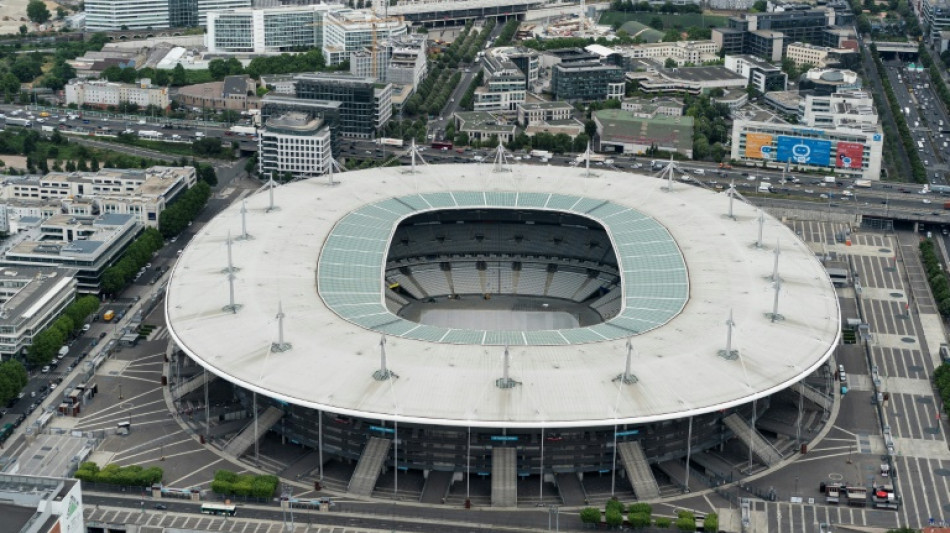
[745, 133, 774, 159]
[776, 136, 832, 167]
[836, 142, 864, 169]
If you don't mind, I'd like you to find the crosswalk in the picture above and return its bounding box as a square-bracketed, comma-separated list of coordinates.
[147, 326, 170, 342]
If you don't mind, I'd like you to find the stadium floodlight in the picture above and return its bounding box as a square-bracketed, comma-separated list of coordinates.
[772, 240, 781, 283]
[222, 268, 241, 314]
[221, 231, 239, 274]
[373, 334, 396, 380]
[718, 309, 738, 360]
[768, 277, 784, 323]
[402, 138, 429, 174]
[271, 301, 292, 353]
[614, 337, 638, 384]
[492, 142, 512, 173]
[496, 345, 519, 389]
[236, 200, 252, 241]
[756, 211, 765, 249]
[265, 173, 278, 213]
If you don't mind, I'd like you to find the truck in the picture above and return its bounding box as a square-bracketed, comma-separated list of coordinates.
[853, 179, 871, 188]
[377, 137, 404, 147]
[576, 153, 606, 164]
[138, 130, 163, 139]
[103, 310, 115, 322]
[529, 150, 552, 159]
[41, 125, 55, 132]
[229, 125, 257, 137]
[823, 176, 836, 184]
[758, 182, 772, 193]
[5, 117, 32, 127]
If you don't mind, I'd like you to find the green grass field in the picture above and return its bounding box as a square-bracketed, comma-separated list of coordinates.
[599, 11, 728, 30]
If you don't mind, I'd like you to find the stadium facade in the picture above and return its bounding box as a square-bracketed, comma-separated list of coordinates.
[166, 164, 840, 504]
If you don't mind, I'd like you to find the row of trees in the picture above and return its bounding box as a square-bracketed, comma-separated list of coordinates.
[158, 181, 212, 240]
[75, 462, 163, 487]
[0, 360, 28, 409]
[579, 500, 717, 531]
[100, 228, 165, 297]
[919, 239, 950, 317]
[936, 362, 950, 421]
[869, 44, 926, 183]
[210, 470, 279, 498]
[608, 0, 702, 14]
[494, 19, 521, 48]
[458, 71, 484, 111]
[402, 67, 461, 118]
[26, 295, 101, 367]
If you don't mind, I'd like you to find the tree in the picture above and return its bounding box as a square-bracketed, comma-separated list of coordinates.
[172, 64, 187, 86]
[662, 28, 682, 42]
[579, 507, 601, 524]
[648, 16, 664, 30]
[27, 0, 51, 24]
[56, 6, 67, 18]
[19, 25, 28, 36]
[752, 0, 767, 10]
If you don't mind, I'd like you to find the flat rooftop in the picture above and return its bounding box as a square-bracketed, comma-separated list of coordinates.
[166, 165, 840, 428]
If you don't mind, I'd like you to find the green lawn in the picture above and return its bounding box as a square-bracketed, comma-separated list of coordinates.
[599, 11, 728, 30]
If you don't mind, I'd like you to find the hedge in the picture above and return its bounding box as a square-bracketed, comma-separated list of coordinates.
[210, 469, 279, 499]
[74, 461, 163, 486]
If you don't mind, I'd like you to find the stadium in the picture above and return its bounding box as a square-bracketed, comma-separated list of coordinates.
[165, 163, 840, 506]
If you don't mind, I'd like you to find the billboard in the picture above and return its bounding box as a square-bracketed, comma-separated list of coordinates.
[836, 142, 864, 169]
[776, 136, 831, 167]
[745, 133, 774, 159]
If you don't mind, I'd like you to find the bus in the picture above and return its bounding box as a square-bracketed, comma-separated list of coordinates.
[200, 503, 236, 516]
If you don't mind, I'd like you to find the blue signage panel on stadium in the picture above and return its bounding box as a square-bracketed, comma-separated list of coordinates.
[775, 136, 832, 166]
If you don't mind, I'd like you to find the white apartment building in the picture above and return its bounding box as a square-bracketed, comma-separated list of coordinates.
[517, 101, 574, 126]
[65, 79, 169, 109]
[323, 9, 408, 65]
[785, 42, 849, 67]
[800, 90, 878, 130]
[616, 40, 720, 66]
[386, 35, 428, 87]
[85, 0, 170, 30]
[0, 266, 78, 358]
[258, 113, 332, 181]
[472, 47, 539, 112]
[205, 5, 334, 54]
[0, 167, 197, 229]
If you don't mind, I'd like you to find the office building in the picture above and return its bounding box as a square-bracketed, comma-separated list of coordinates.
[452, 112, 517, 143]
[621, 97, 684, 117]
[86, 0, 249, 30]
[323, 9, 408, 65]
[800, 90, 878, 130]
[745, 30, 784, 61]
[0, 267, 78, 359]
[785, 42, 852, 68]
[724, 54, 788, 92]
[594, 109, 694, 157]
[205, 5, 332, 54]
[258, 112, 332, 181]
[0, 475, 84, 533]
[615, 40, 720, 67]
[1, 213, 140, 293]
[0, 167, 198, 229]
[798, 67, 861, 96]
[730, 118, 883, 180]
[351, 35, 428, 89]
[65, 79, 170, 110]
[551, 62, 624, 102]
[922, 0, 950, 33]
[628, 66, 748, 95]
[85, 0, 170, 30]
[517, 101, 574, 126]
[474, 49, 530, 112]
[293, 73, 392, 138]
[261, 94, 342, 150]
[712, 9, 839, 60]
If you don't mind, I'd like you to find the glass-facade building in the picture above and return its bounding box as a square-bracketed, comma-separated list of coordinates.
[552, 62, 625, 102]
[205, 5, 331, 54]
[295, 73, 391, 138]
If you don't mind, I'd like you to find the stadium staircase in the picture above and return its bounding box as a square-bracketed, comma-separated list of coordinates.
[723, 413, 782, 466]
[617, 441, 660, 500]
[491, 447, 517, 507]
[419, 470, 454, 504]
[347, 437, 392, 497]
[172, 371, 211, 399]
[222, 406, 284, 457]
[555, 473, 586, 505]
[797, 383, 833, 411]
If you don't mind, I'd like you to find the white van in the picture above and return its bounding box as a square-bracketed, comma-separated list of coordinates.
[57, 345, 69, 360]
